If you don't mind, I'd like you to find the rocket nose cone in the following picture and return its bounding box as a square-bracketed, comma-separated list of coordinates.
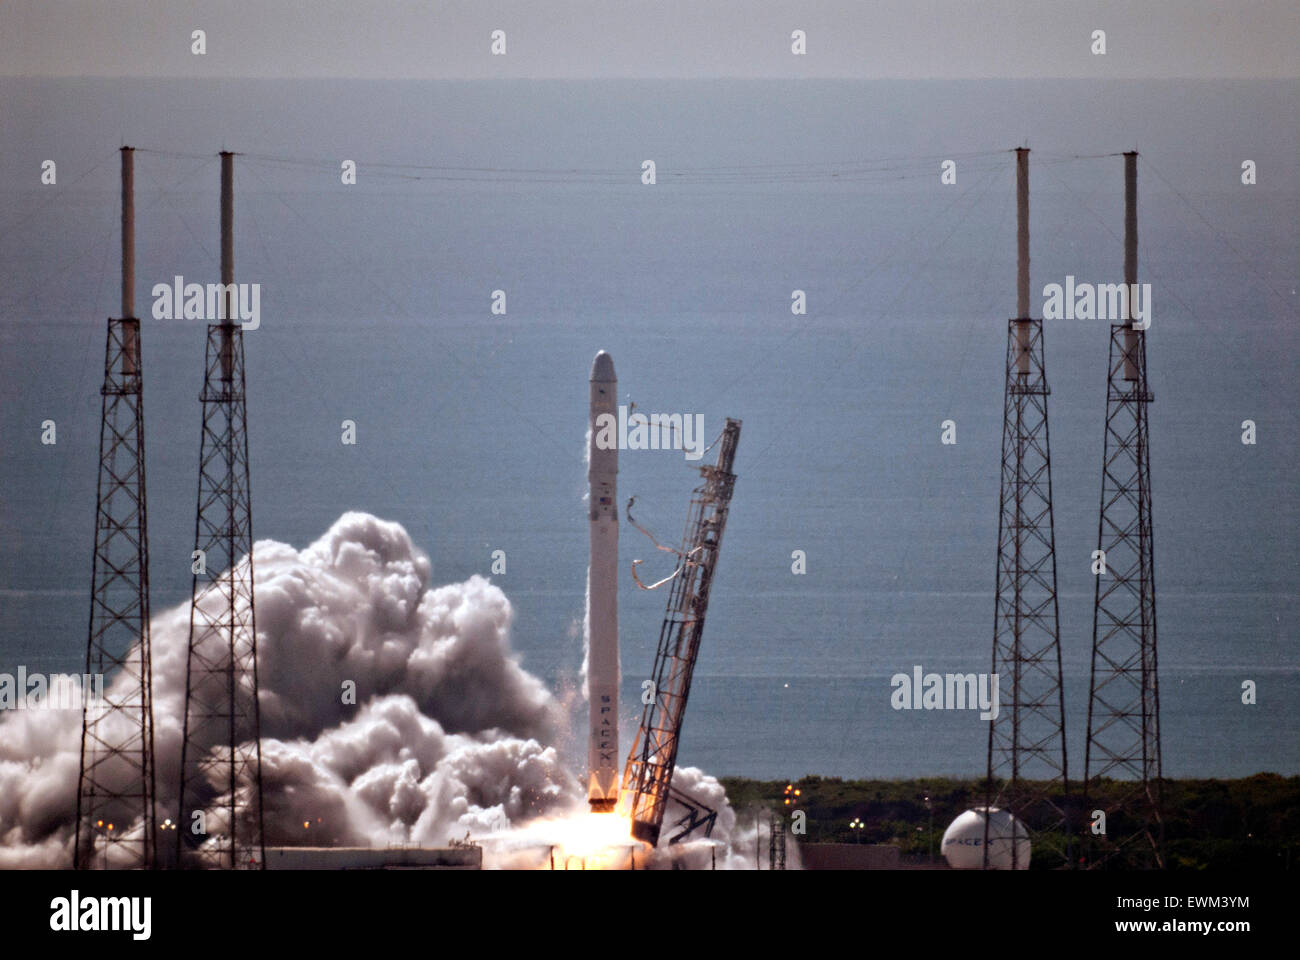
[590, 350, 616, 383]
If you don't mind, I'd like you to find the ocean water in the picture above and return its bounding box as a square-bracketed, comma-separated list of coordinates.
[1, 78, 1296, 780]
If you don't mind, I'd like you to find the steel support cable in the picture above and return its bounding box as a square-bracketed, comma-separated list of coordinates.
[216, 147, 1011, 186]
[239, 159, 579, 461]
[199, 160, 427, 551]
[0, 145, 117, 234]
[653, 166, 1007, 777]
[10, 149, 224, 336]
[698, 159, 1008, 420]
[240, 148, 1007, 170]
[1036, 156, 1274, 396]
[34, 187, 118, 559]
[0, 151, 202, 315]
[134, 147, 222, 162]
[828, 160, 1014, 769]
[234, 167, 442, 539]
[237, 179, 322, 384]
[236, 163, 999, 187]
[0, 185, 119, 316]
[668, 148, 1007, 171]
[133, 155, 222, 265]
[743, 160, 1009, 474]
[1138, 153, 1292, 308]
[18, 144, 1015, 204]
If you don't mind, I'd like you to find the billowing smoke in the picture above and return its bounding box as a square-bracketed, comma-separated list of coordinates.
[0, 512, 763, 869]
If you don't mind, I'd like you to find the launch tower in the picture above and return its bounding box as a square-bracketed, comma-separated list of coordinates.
[176, 152, 266, 869]
[620, 418, 741, 847]
[75, 146, 157, 870]
[983, 147, 1070, 869]
[1083, 152, 1163, 869]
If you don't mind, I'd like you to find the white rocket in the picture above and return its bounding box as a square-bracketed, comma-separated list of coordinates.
[587, 350, 619, 811]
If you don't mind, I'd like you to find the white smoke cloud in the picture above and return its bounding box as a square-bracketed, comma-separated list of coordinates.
[0, 512, 765, 869]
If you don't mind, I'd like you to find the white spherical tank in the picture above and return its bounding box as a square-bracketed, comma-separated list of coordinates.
[941, 807, 1031, 869]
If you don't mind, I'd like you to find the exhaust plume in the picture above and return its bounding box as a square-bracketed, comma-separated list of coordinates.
[0, 512, 763, 868]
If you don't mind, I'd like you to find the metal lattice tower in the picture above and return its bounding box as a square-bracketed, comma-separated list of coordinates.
[176, 152, 266, 869]
[620, 419, 741, 847]
[983, 148, 1070, 870]
[75, 146, 157, 870]
[1083, 152, 1163, 870]
[768, 812, 787, 870]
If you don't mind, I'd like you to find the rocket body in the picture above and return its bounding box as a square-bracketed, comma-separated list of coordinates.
[587, 351, 619, 811]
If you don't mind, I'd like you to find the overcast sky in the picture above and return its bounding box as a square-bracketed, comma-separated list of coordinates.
[2, 0, 1297, 79]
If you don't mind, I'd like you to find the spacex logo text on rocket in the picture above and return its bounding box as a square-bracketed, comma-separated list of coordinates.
[597, 693, 615, 761]
[587, 351, 621, 812]
[594, 405, 706, 461]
